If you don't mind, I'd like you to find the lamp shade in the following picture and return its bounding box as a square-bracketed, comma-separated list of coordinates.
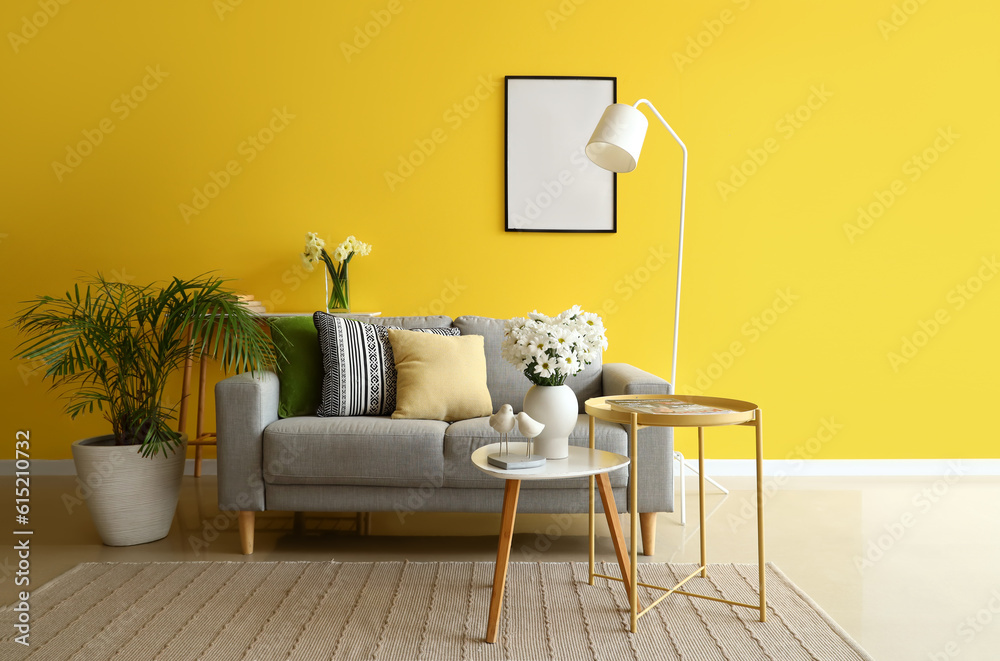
[585, 103, 649, 173]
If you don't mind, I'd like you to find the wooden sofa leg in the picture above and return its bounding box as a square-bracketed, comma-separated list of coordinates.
[639, 512, 658, 556]
[239, 511, 255, 555]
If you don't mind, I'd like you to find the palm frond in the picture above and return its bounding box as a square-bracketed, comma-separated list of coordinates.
[11, 273, 279, 454]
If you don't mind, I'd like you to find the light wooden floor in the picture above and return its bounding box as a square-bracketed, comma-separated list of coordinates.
[2, 473, 998, 660]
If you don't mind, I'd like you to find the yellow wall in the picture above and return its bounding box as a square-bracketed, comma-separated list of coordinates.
[2, 1, 997, 461]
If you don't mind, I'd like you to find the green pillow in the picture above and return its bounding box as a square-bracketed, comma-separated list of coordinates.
[269, 316, 323, 417]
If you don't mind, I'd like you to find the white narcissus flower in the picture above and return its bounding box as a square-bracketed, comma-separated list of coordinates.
[332, 247, 348, 263]
[302, 231, 327, 270]
[349, 236, 372, 256]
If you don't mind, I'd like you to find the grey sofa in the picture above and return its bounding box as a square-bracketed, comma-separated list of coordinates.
[216, 315, 673, 555]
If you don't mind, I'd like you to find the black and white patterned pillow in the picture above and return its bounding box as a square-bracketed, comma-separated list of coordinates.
[313, 313, 460, 417]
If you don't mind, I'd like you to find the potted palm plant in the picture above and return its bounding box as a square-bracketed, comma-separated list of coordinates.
[12, 273, 278, 546]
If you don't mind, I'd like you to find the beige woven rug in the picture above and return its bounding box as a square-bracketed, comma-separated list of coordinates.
[1, 561, 872, 660]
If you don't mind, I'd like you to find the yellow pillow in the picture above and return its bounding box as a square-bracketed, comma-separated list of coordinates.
[387, 329, 493, 422]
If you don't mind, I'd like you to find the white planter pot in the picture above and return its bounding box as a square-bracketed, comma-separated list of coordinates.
[71, 434, 187, 546]
[522, 384, 578, 459]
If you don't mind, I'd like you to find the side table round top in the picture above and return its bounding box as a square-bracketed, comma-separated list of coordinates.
[471, 442, 629, 481]
[586, 394, 758, 428]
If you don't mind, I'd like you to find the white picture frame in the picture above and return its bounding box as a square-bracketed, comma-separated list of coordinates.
[505, 76, 617, 233]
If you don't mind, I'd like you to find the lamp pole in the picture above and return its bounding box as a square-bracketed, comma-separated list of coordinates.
[587, 98, 729, 513]
[630, 99, 687, 390]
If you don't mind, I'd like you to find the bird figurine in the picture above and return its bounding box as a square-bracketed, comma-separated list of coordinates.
[489, 404, 515, 455]
[515, 412, 545, 457]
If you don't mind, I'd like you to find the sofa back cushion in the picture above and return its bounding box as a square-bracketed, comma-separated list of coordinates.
[453, 315, 602, 413]
[387, 329, 493, 422]
[269, 316, 324, 418]
[314, 313, 459, 417]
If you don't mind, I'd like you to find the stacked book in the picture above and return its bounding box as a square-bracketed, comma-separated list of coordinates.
[237, 294, 267, 314]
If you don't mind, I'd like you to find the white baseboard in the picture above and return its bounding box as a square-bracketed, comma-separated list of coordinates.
[3, 458, 998, 477]
[678, 458, 1000, 477]
[1, 459, 219, 476]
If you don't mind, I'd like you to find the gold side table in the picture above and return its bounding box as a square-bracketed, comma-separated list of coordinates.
[585, 394, 766, 632]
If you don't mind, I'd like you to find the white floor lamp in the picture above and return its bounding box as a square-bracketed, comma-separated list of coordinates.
[585, 99, 728, 525]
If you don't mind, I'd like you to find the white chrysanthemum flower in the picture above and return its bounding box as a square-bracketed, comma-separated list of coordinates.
[501, 307, 607, 385]
[557, 305, 582, 322]
[527, 310, 549, 323]
[534, 359, 555, 378]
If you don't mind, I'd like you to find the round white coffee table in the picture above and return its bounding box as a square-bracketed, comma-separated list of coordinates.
[471, 442, 630, 644]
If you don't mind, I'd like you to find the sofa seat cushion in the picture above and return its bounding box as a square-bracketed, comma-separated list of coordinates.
[263, 416, 447, 487]
[442, 415, 628, 489]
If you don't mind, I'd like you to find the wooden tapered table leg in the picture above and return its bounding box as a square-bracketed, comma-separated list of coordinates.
[486, 479, 521, 644]
[595, 472, 631, 603]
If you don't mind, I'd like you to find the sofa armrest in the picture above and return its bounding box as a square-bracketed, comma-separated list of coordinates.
[216, 371, 280, 512]
[602, 362, 672, 397]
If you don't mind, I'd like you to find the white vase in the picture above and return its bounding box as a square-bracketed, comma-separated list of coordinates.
[522, 384, 578, 459]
